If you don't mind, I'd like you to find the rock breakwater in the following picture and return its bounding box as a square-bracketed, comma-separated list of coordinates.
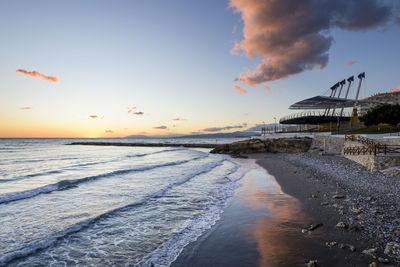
[210, 137, 312, 155]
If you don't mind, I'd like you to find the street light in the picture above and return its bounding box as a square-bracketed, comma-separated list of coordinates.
[273, 117, 277, 133]
[262, 121, 265, 137]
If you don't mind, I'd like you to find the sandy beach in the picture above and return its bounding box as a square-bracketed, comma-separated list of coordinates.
[173, 152, 400, 266]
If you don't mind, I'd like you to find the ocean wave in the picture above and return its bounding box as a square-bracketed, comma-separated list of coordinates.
[0, 156, 79, 166]
[0, 155, 209, 205]
[1, 148, 189, 183]
[0, 159, 224, 266]
[137, 164, 248, 267]
[126, 147, 186, 158]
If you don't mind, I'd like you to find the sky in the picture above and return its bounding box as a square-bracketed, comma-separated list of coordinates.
[0, 0, 399, 138]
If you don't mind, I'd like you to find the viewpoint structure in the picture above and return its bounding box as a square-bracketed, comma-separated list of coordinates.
[279, 72, 367, 132]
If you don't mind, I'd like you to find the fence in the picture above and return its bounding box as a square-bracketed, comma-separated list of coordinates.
[344, 135, 400, 155]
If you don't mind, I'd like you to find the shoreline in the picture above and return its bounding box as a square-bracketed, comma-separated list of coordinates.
[174, 152, 400, 266]
[67, 142, 218, 148]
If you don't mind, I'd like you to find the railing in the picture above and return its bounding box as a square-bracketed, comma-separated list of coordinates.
[280, 111, 351, 124]
[344, 135, 400, 155]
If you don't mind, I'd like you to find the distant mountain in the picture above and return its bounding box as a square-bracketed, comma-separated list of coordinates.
[125, 131, 260, 139]
[124, 134, 185, 139]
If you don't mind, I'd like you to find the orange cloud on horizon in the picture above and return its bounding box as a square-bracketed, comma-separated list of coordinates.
[127, 107, 136, 113]
[89, 115, 98, 119]
[390, 85, 400, 93]
[233, 85, 247, 95]
[16, 69, 60, 83]
[20, 107, 32, 110]
[346, 60, 355, 66]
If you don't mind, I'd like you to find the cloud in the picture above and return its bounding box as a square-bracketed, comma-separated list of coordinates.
[105, 130, 114, 133]
[390, 85, 400, 93]
[230, 0, 395, 86]
[202, 124, 244, 132]
[172, 118, 187, 121]
[89, 115, 98, 119]
[264, 84, 271, 92]
[16, 69, 60, 83]
[20, 107, 32, 110]
[346, 60, 355, 66]
[233, 85, 247, 94]
[127, 107, 136, 114]
[153, 125, 167, 129]
[133, 112, 144, 115]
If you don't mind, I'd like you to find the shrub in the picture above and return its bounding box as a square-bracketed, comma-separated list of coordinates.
[359, 104, 400, 127]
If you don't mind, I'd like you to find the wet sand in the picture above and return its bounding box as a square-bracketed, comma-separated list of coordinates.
[173, 155, 372, 266]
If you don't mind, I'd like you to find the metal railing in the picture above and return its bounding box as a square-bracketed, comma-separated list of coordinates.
[344, 135, 400, 155]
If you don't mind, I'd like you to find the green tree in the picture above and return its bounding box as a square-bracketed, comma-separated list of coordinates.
[360, 104, 400, 126]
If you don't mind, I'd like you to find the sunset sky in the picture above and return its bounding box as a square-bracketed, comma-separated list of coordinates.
[1, 0, 399, 138]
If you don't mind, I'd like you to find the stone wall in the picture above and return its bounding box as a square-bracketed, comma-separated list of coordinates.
[311, 134, 345, 155]
[343, 140, 400, 171]
[376, 137, 400, 145]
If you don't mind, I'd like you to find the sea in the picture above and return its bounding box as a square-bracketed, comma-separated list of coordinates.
[0, 138, 252, 266]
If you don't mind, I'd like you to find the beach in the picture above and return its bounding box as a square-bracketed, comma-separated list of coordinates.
[174, 152, 400, 266]
[2, 138, 400, 266]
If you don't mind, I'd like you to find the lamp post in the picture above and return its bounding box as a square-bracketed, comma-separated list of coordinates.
[262, 121, 265, 137]
[273, 117, 277, 133]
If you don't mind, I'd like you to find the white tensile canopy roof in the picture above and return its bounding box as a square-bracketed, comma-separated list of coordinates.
[289, 96, 368, 110]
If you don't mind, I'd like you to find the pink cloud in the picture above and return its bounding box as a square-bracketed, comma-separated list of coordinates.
[16, 69, 60, 83]
[105, 130, 114, 133]
[233, 85, 247, 95]
[346, 60, 355, 66]
[264, 84, 271, 92]
[89, 115, 98, 119]
[153, 125, 167, 130]
[390, 85, 400, 93]
[20, 107, 32, 110]
[127, 107, 136, 113]
[230, 0, 394, 86]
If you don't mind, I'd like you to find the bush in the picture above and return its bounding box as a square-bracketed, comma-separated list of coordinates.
[359, 104, 400, 127]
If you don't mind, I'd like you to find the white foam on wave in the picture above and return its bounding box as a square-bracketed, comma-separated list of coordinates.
[0, 154, 209, 205]
[138, 159, 252, 267]
[0, 157, 225, 267]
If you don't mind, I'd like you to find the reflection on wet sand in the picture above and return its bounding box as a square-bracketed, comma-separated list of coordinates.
[238, 168, 311, 266]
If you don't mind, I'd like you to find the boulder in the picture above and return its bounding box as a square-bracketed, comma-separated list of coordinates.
[384, 242, 400, 259]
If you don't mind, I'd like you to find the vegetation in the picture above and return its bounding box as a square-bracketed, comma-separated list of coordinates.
[359, 104, 400, 127]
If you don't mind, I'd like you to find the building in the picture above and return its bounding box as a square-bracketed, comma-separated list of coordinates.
[357, 91, 400, 116]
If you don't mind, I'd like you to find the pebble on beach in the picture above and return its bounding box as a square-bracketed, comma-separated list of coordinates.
[336, 221, 347, 228]
[306, 259, 319, 267]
